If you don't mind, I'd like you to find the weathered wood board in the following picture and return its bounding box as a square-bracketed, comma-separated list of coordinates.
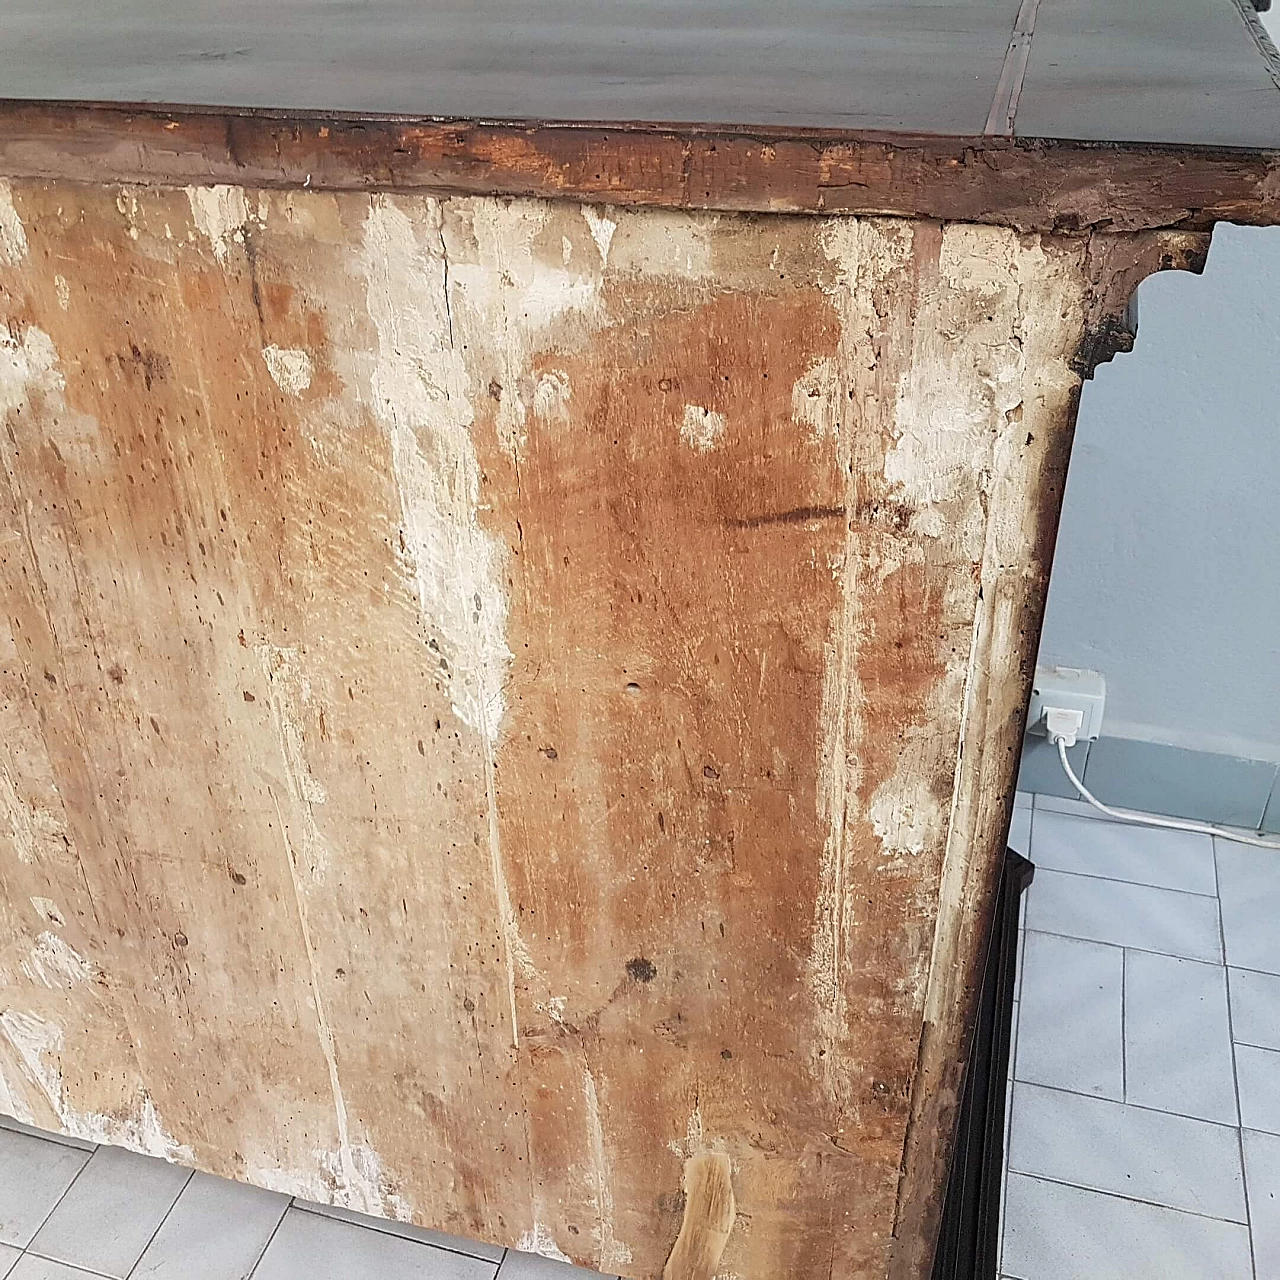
[0, 176, 1202, 1277]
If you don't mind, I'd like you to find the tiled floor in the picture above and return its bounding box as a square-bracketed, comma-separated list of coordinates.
[1002, 791, 1280, 1280]
[0, 1117, 611, 1280]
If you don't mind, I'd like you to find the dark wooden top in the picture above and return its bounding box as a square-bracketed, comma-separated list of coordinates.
[2, 101, 1279, 234]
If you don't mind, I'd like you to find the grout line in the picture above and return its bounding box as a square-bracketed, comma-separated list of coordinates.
[1225, 961, 1280, 982]
[1260, 766, 1280, 837]
[122, 1167, 194, 1279]
[1234, 1036, 1280, 1053]
[1005, 1169, 1251, 1228]
[288, 1201, 504, 1264]
[19, 1142, 97, 1252]
[1029, 863, 1219, 900]
[1121, 947, 1128, 1102]
[1221, 919, 1258, 1280]
[1023, 925, 1219, 966]
[0, 1121, 98, 1157]
[1009, 1076, 1247, 1133]
[246, 1196, 294, 1279]
[22, 1250, 118, 1279]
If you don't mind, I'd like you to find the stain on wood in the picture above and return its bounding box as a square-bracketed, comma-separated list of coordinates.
[0, 173, 1206, 1276]
[3, 101, 1280, 234]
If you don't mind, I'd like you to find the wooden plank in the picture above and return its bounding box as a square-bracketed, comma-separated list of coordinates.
[1, 101, 1279, 233]
[0, 174, 1207, 1274]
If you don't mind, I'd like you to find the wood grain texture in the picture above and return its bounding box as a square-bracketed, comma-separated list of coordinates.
[2, 102, 1280, 233]
[0, 176, 1204, 1276]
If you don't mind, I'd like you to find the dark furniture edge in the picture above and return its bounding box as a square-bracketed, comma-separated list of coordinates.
[930, 847, 1035, 1280]
[2, 100, 1280, 233]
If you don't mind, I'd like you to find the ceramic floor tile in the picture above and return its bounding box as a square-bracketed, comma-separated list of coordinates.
[1245, 1128, 1280, 1280]
[1217, 838, 1280, 974]
[0, 1117, 94, 1154]
[496, 1249, 613, 1277]
[252, 1206, 498, 1280]
[8, 1259, 104, 1280]
[1032, 792, 1112, 822]
[1014, 791, 1032, 811]
[1230, 966, 1280, 1051]
[0, 1244, 18, 1278]
[1237, 1043, 1280, 1136]
[1008, 803, 1032, 857]
[295, 1201, 504, 1262]
[1029, 810, 1217, 896]
[0, 1128, 90, 1248]
[1024, 868, 1222, 962]
[131, 1170, 288, 1280]
[1014, 931, 1124, 1099]
[1001, 1172, 1252, 1280]
[29, 1145, 190, 1278]
[1007, 1082, 1246, 1222]
[1124, 950, 1237, 1124]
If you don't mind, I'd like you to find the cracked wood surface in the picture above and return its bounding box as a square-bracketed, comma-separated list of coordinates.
[0, 177, 1206, 1276]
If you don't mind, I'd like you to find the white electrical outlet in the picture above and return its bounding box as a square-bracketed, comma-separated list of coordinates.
[1026, 665, 1106, 741]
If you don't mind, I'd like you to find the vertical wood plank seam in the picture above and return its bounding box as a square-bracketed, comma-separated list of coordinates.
[984, 0, 1042, 136]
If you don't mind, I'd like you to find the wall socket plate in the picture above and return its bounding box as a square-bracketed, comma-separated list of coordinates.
[1026, 665, 1107, 741]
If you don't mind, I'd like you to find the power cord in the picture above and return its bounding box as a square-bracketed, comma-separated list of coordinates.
[1043, 707, 1280, 851]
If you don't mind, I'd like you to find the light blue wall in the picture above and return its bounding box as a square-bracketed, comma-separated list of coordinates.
[1035, 223, 1280, 768]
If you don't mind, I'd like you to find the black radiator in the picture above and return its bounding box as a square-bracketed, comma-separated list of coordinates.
[930, 845, 1035, 1280]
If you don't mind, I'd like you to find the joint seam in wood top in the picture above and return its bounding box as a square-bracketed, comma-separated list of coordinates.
[1227, 0, 1280, 93]
[985, 0, 1042, 137]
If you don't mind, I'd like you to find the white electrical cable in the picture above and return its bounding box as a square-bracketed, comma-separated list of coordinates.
[1055, 736, 1280, 851]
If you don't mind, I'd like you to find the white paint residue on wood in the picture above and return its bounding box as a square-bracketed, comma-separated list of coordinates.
[581, 205, 617, 265]
[22, 932, 95, 989]
[361, 196, 511, 747]
[791, 355, 842, 441]
[0, 1010, 192, 1160]
[0, 326, 64, 423]
[257, 647, 405, 1218]
[260, 644, 329, 875]
[868, 777, 945, 860]
[262, 345, 313, 395]
[54, 276, 70, 310]
[606, 210, 716, 280]
[0, 182, 26, 266]
[532, 370, 571, 424]
[583, 1067, 632, 1270]
[517, 1223, 573, 1263]
[680, 404, 726, 452]
[30, 898, 65, 926]
[361, 195, 532, 1051]
[449, 199, 602, 459]
[1, 325, 103, 468]
[254, 1153, 410, 1222]
[0, 761, 39, 864]
[802, 217, 920, 1103]
[186, 185, 249, 265]
[888, 223, 1025, 559]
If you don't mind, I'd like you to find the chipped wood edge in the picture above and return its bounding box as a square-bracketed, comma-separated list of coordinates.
[885, 227, 1214, 1280]
[662, 1152, 736, 1280]
[2, 100, 1280, 232]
